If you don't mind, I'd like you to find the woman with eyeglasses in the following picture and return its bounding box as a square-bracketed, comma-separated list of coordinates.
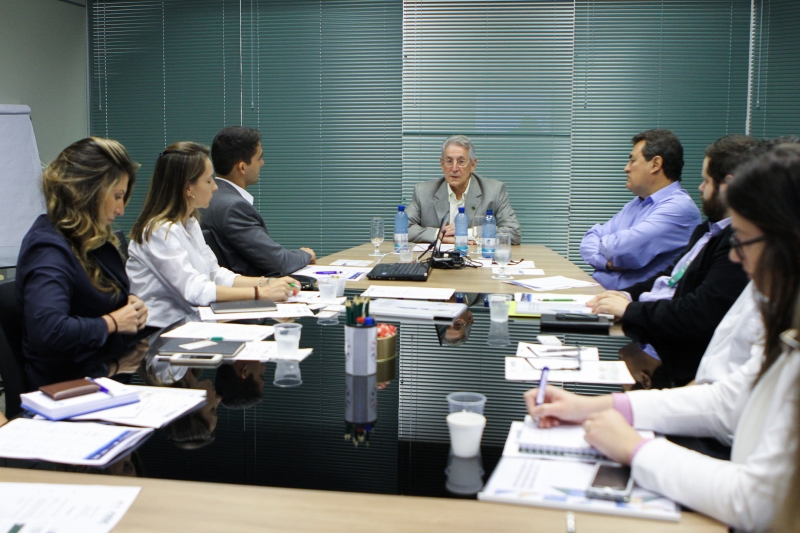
[525, 143, 800, 532]
[126, 142, 298, 327]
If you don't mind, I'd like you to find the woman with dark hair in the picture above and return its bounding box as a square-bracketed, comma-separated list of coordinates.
[17, 137, 149, 389]
[126, 142, 298, 327]
[525, 143, 800, 532]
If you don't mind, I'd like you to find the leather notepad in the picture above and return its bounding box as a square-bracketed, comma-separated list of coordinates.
[39, 378, 101, 401]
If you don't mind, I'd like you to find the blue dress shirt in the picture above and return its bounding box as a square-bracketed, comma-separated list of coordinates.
[580, 181, 701, 290]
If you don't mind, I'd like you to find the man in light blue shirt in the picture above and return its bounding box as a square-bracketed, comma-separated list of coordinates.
[580, 129, 701, 290]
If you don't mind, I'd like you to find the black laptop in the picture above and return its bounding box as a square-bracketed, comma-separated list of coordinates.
[366, 215, 446, 282]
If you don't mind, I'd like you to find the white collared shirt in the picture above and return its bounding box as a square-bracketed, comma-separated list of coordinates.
[217, 177, 253, 205]
[447, 177, 471, 226]
[127, 218, 239, 327]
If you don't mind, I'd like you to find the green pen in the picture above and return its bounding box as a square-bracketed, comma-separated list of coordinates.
[289, 283, 297, 288]
[541, 298, 574, 302]
[210, 337, 224, 341]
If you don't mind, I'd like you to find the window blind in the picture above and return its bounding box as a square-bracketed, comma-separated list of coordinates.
[747, 0, 800, 139]
[568, 0, 751, 269]
[89, 0, 402, 255]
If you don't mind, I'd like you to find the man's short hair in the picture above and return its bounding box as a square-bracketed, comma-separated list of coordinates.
[215, 364, 263, 410]
[704, 135, 759, 185]
[211, 126, 261, 176]
[631, 129, 684, 181]
[441, 135, 476, 161]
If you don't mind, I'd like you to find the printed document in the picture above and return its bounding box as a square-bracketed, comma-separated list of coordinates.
[162, 322, 274, 341]
[0, 482, 141, 533]
[507, 276, 597, 291]
[233, 341, 314, 362]
[198, 304, 314, 321]
[505, 357, 635, 384]
[360, 286, 455, 300]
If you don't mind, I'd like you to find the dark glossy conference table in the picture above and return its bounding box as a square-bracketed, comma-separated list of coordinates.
[120, 291, 628, 496]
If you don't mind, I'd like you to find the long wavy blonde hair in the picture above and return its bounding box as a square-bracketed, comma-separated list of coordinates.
[130, 141, 209, 244]
[43, 137, 139, 292]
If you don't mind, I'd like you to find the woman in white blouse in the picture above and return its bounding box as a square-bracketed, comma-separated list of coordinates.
[526, 143, 800, 532]
[127, 142, 298, 327]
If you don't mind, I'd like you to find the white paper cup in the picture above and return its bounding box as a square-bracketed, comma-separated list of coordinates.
[274, 323, 302, 357]
[318, 278, 338, 303]
[447, 411, 486, 458]
[331, 276, 347, 297]
[488, 293, 511, 323]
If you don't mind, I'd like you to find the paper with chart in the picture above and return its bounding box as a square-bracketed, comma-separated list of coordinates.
[515, 342, 598, 370]
[0, 482, 141, 533]
[198, 304, 315, 321]
[360, 286, 455, 300]
[493, 267, 544, 276]
[0, 418, 152, 466]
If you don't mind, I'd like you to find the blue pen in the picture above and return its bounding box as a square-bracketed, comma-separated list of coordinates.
[87, 377, 112, 395]
[533, 366, 549, 424]
[315, 271, 339, 275]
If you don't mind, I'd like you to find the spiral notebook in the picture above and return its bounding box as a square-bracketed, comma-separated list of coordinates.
[518, 415, 654, 460]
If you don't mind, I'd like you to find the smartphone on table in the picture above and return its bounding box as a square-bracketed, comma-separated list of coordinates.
[585, 463, 634, 503]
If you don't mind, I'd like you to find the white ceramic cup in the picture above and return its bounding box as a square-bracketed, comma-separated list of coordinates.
[447, 411, 486, 458]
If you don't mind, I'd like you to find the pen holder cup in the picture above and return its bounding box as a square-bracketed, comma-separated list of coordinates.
[345, 324, 377, 376]
[376, 333, 398, 383]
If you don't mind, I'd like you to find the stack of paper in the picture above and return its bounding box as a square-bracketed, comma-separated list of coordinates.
[360, 285, 455, 300]
[329, 259, 374, 267]
[0, 482, 141, 533]
[21, 378, 140, 421]
[292, 265, 372, 281]
[506, 276, 597, 291]
[198, 304, 315, 321]
[0, 418, 153, 467]
[70, 384, 207, 428]
[162, 322, 275, 341]
[478, 422, 678, 521]
[233, 341, 314, 362]
[369, 299, 467, 321]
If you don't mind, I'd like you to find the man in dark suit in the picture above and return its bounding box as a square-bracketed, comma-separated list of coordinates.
[200, 127, 316, 277]
[590, 135, 758, 388]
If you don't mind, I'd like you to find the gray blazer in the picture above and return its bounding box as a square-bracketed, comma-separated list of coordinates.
[198, 179, 311, 277]
[406, 173, 521, 244]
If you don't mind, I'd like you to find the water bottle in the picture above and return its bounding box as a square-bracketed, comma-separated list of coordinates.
[394, 205, 408, 250]
[482, 209, 496, 258]
[454, 206, 468, 256]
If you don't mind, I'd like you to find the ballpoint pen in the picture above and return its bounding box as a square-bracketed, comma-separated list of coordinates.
[533, 366, 549, 424]
[87, 377, 113, 395]
[541, 298, 575, 302]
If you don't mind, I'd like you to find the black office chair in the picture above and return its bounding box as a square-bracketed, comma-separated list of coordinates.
[114, 229, 129, 261]
[0, 279, 27, 418]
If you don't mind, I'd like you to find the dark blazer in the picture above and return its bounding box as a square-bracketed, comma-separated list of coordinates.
[199, 179, 311, 277]
[621, 222, 749, 387]
[16, 215, 132, 390]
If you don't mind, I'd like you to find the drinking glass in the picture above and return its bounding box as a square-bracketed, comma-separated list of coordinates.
[470, 222, 483, 256]
[370, 217, 385, 256]
[491, 233, 512, 280]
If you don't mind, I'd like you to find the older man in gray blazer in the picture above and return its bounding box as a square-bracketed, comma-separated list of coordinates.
[200, 127, 316, 277]
[406, 135, 521, 244]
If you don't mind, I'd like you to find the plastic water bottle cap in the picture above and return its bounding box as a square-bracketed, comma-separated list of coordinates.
[458, 206, 465, 213]
[486, 209, 493, 215]
[398, 205, 405, 211]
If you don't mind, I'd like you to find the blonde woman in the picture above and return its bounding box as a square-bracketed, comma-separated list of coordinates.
[17, 137, 149, 389]
[127, 142, 297, 327]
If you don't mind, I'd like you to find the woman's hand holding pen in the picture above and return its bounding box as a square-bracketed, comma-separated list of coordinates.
[523, 386, 613, 428]
[260, 276, 300, 301]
